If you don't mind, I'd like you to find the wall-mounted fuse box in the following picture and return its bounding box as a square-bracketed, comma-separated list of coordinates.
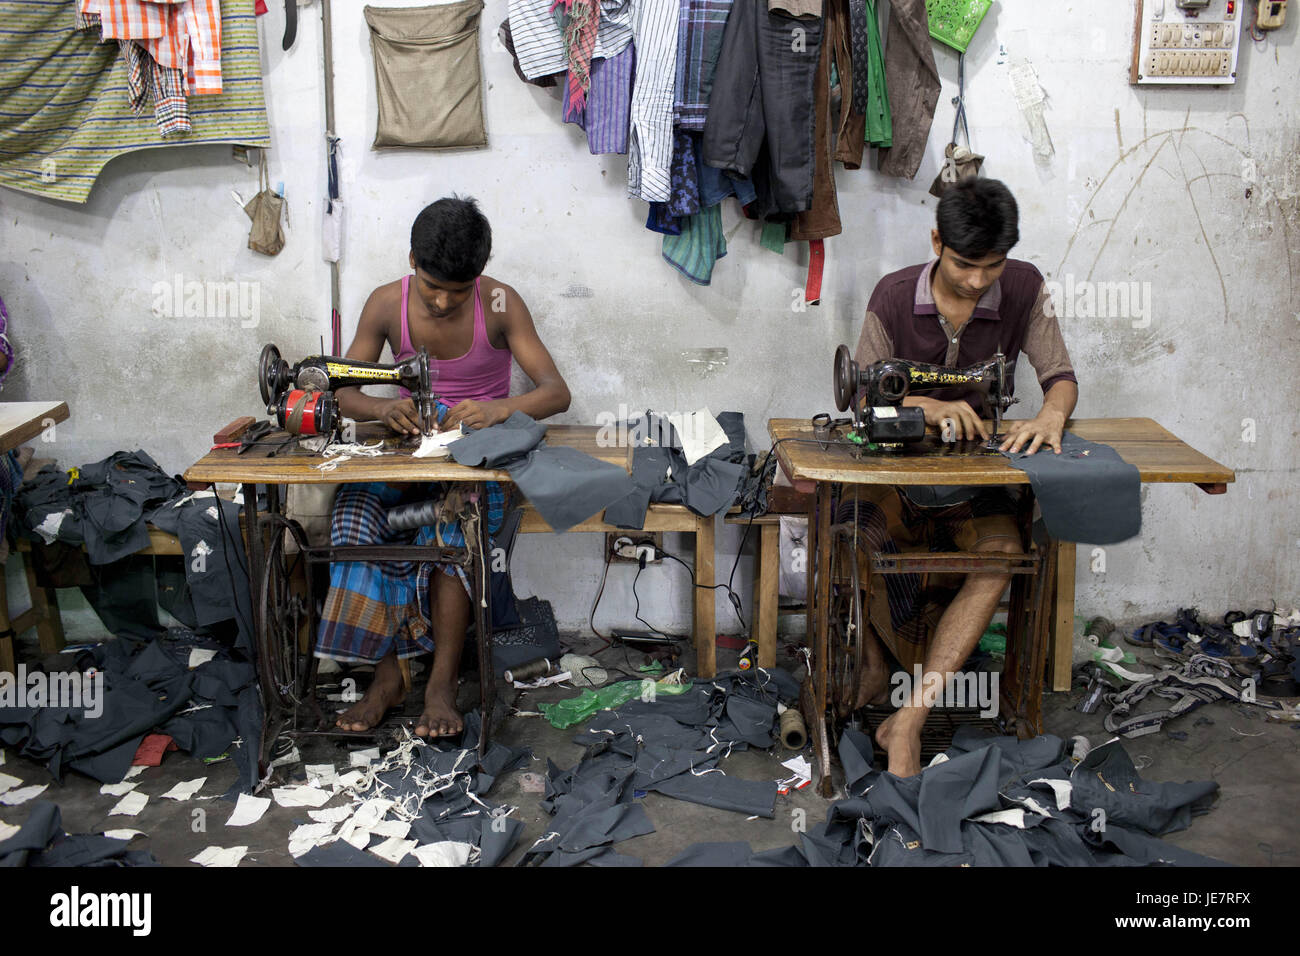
[1130, 0, 1243, 85]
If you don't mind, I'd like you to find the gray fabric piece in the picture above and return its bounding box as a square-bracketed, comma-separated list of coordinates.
[1069, 739, 1218, 836]
[839, 726, 875, 795]
[448, 412, 637, 534]
[604, 411, 749, 526]
[507, 445, 636, 534]
[665, 841, 754, 867]
[670, 728, 1224, 867]
[648, 771, 777, 818]
[447, 411, 548, 469]
[0, 802, 159, 867]
[1001, 432, 1141, 544]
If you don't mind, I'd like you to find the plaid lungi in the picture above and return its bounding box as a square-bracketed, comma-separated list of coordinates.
[314, 481, 506, 663]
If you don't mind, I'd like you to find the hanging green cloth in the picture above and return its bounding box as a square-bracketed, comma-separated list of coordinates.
[863, 0, 892, 148]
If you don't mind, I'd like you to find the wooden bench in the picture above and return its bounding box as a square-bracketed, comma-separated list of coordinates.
[2, 504, 722, 678]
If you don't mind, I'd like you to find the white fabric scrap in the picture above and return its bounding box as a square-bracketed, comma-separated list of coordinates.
[125, 765, 147, 779]
[351, 798, 393, 829]
[368, 819, 411, 840]
[34, 509, 71, 544]
[191, 845, 249, 867]
[99, 781, 137, 797]
[665, 408, 728, 465]
[160, 777, 207, 801]
[350, 748, 380, 767]
[1030, 777, 1073, 811]
[334, 769, 368, 791]
[103, 829, 144, 841]
[269, 745, 302, 769]
[968, 808, 1029, 828]
[288, 822, 337, 858]
[306, 764, 338, 788]
[0, 821, 21, 841]
[0, 784, 47, 806]
[225, 793, 271, 827]
[512, 671, 571, 689]
[273, 785, 332, 809]
[186, 648, 217, 669]
[308, 805, 354, 825]
[0, 771, 21, 794]
[338, 819, 373, 850]
[411, 842, 475, 868]
[369, 836, 417, 864]
[109, 791, 149, 816]
[412, 430, 463, 459]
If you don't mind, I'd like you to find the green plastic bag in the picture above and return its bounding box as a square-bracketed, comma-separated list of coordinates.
[539, 677, 692, 730]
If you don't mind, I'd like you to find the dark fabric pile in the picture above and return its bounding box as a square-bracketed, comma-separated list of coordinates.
[604, 410, 750, 529]
[15, 451, 185, 566]
[0, 626, 260, 787]
[522, 669, 798, 866]
[0, 801, 159, 867]
[667, 727, 1225, 867]
[296, 712, 531, 868]
[7, 450, 262, 790]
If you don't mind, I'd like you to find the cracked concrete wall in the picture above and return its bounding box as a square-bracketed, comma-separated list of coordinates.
[0, 0, 1295, 642]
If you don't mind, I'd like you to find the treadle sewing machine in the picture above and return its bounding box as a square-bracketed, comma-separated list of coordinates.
[775, 346, 1052, 792]
[827, 344, 1019, 451]
[257, 343, 441, 440]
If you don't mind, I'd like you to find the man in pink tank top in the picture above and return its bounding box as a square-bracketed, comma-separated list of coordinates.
[322, 197, 571, 739]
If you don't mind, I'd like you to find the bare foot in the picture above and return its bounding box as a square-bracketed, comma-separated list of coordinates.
[334, 654, 406, 732]
[414, 678, 463, 739]
[875, 710, 924, 778]
[855, 656, 891, 709]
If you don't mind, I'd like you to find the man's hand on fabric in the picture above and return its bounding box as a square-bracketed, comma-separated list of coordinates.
[442, 399, 511, 431]
[998, 409, 1066, 455]
[379, 398, 423, 436]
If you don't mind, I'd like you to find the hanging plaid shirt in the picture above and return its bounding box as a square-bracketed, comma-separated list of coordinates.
[672, 0, 733, 131]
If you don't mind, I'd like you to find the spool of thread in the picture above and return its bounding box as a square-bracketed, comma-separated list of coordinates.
[738, 640, 759, 670]
[387, 499, 443, 532]
[779, 706, 807, 750]
[504, 658, 552, 683]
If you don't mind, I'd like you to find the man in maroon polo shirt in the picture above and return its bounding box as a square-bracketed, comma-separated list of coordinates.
[850, 178, 1078, 777]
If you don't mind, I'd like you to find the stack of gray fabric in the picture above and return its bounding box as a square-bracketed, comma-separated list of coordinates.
[667, 727, 1224, 867]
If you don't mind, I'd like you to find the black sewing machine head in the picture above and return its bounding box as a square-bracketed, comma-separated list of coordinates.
[832, 344, 1018, 448]
[258, 344, 439, 437]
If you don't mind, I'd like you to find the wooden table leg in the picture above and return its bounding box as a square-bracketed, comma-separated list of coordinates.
[1050, 541, 1076, 692]
[693, 515, 716, 679]
[812, 483, 833, 796]
[21, 555, 64, 656]
[0, 564, 14, 674]
[756, 522, 778, 669]
[475, 481, 496, 760]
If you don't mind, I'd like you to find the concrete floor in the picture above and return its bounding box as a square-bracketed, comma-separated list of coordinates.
[2, 633, 1298, 867]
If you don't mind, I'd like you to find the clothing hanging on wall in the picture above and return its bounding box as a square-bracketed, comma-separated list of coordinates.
[0, 0, 269, 203]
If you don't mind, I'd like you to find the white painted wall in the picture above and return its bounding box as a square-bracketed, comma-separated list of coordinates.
[1, 0, 1296, 643]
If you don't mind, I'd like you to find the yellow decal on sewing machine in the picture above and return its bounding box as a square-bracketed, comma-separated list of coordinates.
[909, 370, 984, 385]
[325, 362, 401, 381]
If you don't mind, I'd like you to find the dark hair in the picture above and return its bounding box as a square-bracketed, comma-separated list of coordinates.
[410, 196, 492, 282]
[935, 179, 1020, 259]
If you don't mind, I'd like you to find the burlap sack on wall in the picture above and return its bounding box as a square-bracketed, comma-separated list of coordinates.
[364, 1, 487, 149]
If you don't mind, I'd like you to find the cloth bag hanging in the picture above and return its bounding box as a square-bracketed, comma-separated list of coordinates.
[364, 1, 487, 149]
[929, 52, 984, 197]
[244, 151, 286, 256]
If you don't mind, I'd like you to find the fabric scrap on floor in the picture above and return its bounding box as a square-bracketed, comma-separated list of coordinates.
[0, 801, 159, 866]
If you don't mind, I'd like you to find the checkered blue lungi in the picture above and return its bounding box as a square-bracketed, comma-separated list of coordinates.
[314, 481, 505, 663]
